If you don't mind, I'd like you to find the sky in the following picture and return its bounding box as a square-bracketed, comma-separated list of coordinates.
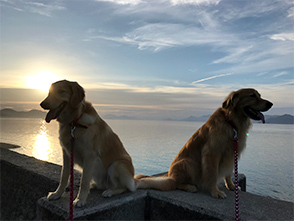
[1, 0, 294, 120]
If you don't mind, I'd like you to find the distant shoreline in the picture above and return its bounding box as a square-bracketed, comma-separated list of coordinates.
[0, 142, 21, 149]
[0, 108, 293, 124]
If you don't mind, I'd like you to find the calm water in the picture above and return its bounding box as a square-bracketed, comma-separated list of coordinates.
[1, 118, 293, 202]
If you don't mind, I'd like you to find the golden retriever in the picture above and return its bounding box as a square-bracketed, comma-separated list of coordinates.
[40, 80, 136, 207]
[135, 88, 272, 198]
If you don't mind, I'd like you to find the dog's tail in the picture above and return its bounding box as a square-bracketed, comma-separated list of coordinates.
[134, 174, 176, 191]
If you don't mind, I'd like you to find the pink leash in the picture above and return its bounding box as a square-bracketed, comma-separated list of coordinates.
[69, 119, 88, 221]
[223, 111, 240, 221]
[233, 129, 240, 221]
[69, 125, 76, 221]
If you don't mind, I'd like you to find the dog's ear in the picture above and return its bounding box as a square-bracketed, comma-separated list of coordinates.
[222, 91, 239, 109]
[69, 81, 85, 108]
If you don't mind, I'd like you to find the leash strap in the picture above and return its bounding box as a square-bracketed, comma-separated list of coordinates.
[233, 129, 239, 221]
[69, 118, 87, 221]
[69, 125, 75, 221]
[223, 111, 240, 221]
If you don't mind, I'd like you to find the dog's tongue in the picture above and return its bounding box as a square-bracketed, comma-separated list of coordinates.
[45, 108, 59, 123]
[258, 111, 265, 124]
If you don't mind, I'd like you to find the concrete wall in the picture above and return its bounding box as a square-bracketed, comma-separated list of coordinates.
[1, 148, 293, 220]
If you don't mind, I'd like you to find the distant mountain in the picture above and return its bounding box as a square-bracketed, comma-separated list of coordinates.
[266, 114, 294, 124]
[0, 108, 46, 118]
[180, 115, 210, 122]
[167, 114, 294, 125]
[102, 114, 136, 120]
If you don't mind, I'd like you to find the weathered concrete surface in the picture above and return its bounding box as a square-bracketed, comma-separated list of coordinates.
[1, 148, 293, 220]
[147, 189, 294, 220]
[37, 187, 294, 220]
[0, 148, 81, 220]
[37, 190, 147, 220]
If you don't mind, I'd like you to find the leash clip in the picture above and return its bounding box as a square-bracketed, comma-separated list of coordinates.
[71, 125, 76, 139]
[233, 128, 238, 142]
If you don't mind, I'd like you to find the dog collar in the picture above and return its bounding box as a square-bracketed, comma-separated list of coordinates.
[71, 118, 88, 129]
[70, 117, 88, 141]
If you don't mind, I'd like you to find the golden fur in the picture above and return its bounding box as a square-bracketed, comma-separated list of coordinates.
[135, 88, 272, 198]
[40, 80, 136, 207]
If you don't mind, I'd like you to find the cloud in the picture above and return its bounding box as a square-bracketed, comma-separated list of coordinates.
[273, 71, 289, 78]
[192, 73, 234, 84]
[212, 46, 253, 64]
[94, 0, 143, 5]
[287, 7, 294, 17]
[95, 0, 222, 6]
[270, 33, 294, 41]
[170, 0, 221, 5]
[1, 0, 66, 17]
[84, 80, 294, 118]
[95, 21, 237, 51]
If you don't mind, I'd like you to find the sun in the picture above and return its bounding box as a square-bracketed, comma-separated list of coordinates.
[26, 71, 61, 92]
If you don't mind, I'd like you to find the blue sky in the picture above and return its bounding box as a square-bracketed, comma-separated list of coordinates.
[1, 0, 293, 119]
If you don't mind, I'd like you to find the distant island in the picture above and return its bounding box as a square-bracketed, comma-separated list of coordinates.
[165, 114, 294, 125]
[0, 108, 46, 118]
[0, 108, 293, 124]
[266, 114, 294, 125]
[0, 108, 138, 120]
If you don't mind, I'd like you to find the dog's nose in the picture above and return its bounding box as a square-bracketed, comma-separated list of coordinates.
[40, 100, 49, 109]
[266, 101, 273, 110]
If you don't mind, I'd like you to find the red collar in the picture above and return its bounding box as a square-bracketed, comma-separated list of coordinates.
[70, 116, 88, 140]
[71, 117, 88, 129]
[71, 114, 88, 129]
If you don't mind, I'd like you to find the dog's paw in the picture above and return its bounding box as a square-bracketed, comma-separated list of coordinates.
[102, 189, 113, 198]
[178, 184, 198, 192]
[47, 192, 62, 201]
[226, 184, 241, 191]
[225, 183, 235, 191]
[211, 190, 227, 199]
[73, 198, 86, 207]
[186, 185, 198, 192]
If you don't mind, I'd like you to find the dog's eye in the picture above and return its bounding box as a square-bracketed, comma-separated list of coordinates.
[249, 93, 256, 98]
[58, 89, 66, 94]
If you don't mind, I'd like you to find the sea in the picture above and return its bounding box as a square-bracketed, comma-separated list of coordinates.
[0, 118, 293, 203]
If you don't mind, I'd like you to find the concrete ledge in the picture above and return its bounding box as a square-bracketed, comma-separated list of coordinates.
[1, 148, 293, 220]
[37, 190, 147, 220]
[0, 148, 80, 220]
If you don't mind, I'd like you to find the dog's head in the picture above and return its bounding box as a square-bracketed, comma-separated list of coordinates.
[222, 88, 273, 123]
[40, 80, 85, 123]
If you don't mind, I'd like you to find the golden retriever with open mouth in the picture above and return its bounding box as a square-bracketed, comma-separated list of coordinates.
[135, 88, 272, 198]
[40, 80, 136, 207]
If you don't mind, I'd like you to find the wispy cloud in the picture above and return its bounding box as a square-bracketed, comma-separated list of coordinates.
[82, 80, 294, 118]
[287, 7, 294, 17]
[270, 33, 294, 41]
[94, 21, 237, 51]
[273, 71, 289, 78]
[170, 0, 221, 5]
[192, 73, 234, 84]
[94, 0, 142, 5]
[212, 46, 253, 64]
[1, 0, 66, 17]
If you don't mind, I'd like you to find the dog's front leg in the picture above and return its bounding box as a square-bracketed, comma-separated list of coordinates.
[47, 150, 70, 200]
[73, 157, 94, 207]
[202, 153, 227, 199]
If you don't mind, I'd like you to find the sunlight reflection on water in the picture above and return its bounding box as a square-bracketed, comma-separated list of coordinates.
[32, 121, 52, 161]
